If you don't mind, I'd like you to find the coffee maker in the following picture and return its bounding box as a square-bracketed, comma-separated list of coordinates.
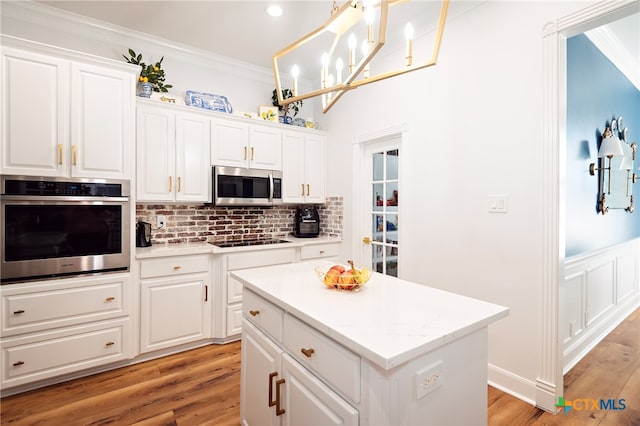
[294, 207, 320, 238]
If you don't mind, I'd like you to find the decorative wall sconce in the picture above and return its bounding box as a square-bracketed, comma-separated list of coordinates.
[589, 117, 638, 214]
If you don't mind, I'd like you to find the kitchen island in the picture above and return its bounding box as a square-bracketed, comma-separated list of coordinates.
[232, 260, 509, 425]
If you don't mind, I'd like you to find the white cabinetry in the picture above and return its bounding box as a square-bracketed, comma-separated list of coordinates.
[1, 45, 135, 179]
[213, 248, 296, 340]
[136, 102, 211, 202]
[139, 254, 212, 353]
[211, 120, 282, 170]
[282, 131, 326, 204]
[241, 293, 358, 425]
[0, 273, 133, 390]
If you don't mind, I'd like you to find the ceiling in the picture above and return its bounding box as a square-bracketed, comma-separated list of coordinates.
[35, 1, 638, 85]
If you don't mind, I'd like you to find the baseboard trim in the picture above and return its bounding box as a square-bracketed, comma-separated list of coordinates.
[488, 363, 536, 406]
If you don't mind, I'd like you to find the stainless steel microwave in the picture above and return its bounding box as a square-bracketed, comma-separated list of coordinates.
[212, 166, 282, 206]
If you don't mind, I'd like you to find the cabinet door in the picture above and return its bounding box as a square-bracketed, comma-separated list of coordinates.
[137, 105, 175, 201]
[140, 274, 211, 353]
[241, 319, 282, 426]
[281, 354, 358, 425]
[249, 124, 282, 170]
[303, 134, 327, 204]
[70, 63, 133, 179]
[211, 118, 249, 167]
[281, 132, 306, 204]
[1, 48, 69, 176]
[176, 112, 211, 202]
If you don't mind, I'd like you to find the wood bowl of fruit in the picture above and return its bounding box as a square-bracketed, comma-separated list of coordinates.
[315, 260, 371, 291]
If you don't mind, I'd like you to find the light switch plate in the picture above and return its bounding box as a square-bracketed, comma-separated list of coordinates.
[488, 195, 508, 213]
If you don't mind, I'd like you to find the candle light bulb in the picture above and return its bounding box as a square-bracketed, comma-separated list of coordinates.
[336, 58, 344, 84]
[404, 23, 414, 66]
[348, 34, 357, 73]
[364, 7, 374, 43]
[291, 65, 299, 96]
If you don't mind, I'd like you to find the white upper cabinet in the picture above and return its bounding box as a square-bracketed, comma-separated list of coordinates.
[136, 102, 211, 202]
[282, 131, 327, 204]
[1, 45, 135, 179]
[212, 119, 282, 170]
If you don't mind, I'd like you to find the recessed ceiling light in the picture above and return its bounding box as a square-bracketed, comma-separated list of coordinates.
[267, 5, 283, 17]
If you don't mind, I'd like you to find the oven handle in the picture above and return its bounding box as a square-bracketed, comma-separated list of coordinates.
[0, 195, 129, 202]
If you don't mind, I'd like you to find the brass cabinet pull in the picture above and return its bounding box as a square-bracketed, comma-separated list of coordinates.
[319, 250, 325, 254]
[251, 147, 254, 161]
[177, 176, 182, 192]
[72, 145, 77, 165]
[301, 184, 305, 196]
[301, 348, 315, 358]
[105, 297, 115, 302]
[13, 361, 24, 367]
[204, 285, 208, 302]
[173, 265, 181, 270]
[306, 184, 310, 196]
[13, 309, 25, 315]
[58, 144, 63, 165]
[105, 341, 115, 347]
[268, 372, 278, 407]
[275, 378, 286, 416]
[244, 146, 248, 160]
[169, 176, 173, 192]
[249, 310, 260, 316]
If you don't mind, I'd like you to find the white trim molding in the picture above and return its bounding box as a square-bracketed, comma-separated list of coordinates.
[540, 0, 639, 414]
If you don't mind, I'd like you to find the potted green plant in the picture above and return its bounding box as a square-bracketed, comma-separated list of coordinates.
[123, 49, 172, 96]
[272, 88, 303, 123]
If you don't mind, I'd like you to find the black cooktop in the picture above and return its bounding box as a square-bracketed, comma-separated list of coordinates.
[210, 239, 291, 248]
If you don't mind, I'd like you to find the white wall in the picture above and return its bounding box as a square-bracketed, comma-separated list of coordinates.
[0, 0, 605, 405]
[322, 0, 596, 402]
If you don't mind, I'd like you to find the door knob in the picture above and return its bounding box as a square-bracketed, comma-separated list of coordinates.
[362, 236, 371, 244]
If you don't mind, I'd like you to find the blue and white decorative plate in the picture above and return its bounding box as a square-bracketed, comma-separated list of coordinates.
[185, 90, 233, 113]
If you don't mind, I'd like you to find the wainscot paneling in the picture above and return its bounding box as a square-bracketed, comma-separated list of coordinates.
[562, 238, 639, 373]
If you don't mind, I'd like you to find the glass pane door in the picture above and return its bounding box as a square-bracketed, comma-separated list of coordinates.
[370, 148, 399, 276]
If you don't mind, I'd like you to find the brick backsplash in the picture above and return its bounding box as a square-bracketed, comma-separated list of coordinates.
[136, 197, 343, 245]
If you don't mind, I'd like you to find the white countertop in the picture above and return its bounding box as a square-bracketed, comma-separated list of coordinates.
[231, 260, 509, 370]
[135, 235, 341, 258]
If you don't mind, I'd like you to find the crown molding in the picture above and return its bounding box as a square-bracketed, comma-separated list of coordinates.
[0, 1, 274, 84]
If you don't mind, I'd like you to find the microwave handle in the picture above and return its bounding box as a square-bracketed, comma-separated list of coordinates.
[268, 173, 274, 202]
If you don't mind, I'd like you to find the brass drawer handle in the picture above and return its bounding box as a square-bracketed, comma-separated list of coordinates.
[13, 309, 25, 315]
[249, 310, 260, 316]
[105, 297, 115, 302]
[301, 348, 315, 358]
[173, 265, 181, 270]
[105, 341, 115, 347]
[13, 361, 24, 367]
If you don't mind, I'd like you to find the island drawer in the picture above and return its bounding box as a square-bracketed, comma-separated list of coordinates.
[140, 254, 209, 279]
[243, 290, 283, 341]
[300, 243, 340, 260]
[283, 314, 360, 403]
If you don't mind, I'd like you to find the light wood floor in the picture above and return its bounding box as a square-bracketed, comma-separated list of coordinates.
[2, 308, 638, 425]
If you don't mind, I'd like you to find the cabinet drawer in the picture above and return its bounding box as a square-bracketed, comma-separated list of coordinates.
[227, 248, 296, 270]
[226, 304, 243, 336]
[2, 276, 127, 336]
[300, 243, 340, 260]
[140, 254, 209, 278]
[227, 275, 243, 304]
[1, 320, 129, 388]
[284, 314, 360, 403]
[243, 290, 283, 341]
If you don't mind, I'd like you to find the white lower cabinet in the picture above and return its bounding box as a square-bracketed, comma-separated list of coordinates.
[214, 248, 297, 340]
[0, 273, 133, 390]
[241, 319, 358, 425]
[139, 254, 212, 353]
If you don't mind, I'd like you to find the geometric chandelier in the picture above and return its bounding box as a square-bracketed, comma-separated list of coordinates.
[272, 0, 450, 113]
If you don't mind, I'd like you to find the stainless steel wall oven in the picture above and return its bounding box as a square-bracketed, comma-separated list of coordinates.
[1, 176, 130, 283]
